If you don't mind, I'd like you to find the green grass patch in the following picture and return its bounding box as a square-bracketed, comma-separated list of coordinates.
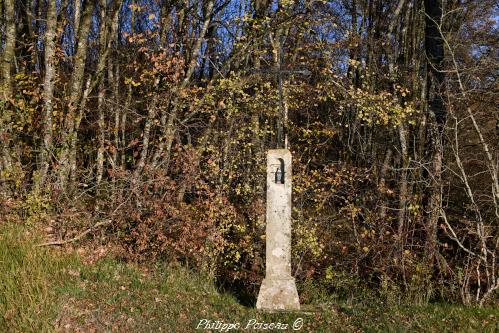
[58, 259, 498, 332]
[0, 222, 497, 332]
[0, 223, 80, 332]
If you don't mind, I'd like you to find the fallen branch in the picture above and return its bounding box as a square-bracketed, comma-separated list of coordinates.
[37, 219, 112, 247]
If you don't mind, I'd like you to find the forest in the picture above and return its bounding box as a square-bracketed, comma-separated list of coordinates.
[0, 0, 498, 330]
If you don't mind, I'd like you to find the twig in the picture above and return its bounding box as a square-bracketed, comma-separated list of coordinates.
[37, 219, 112, 247]
[440, 209, 484, 261]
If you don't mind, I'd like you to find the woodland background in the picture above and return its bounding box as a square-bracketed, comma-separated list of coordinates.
[0, 0, 497, 308]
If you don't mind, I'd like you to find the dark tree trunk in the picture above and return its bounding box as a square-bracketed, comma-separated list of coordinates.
[424, 0, 446, 258]
[424, 0, 446, 131]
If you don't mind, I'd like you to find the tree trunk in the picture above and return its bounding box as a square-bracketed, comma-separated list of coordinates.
[58, 1, 94, 190]
[424, 0, 446, 257]
[159, 0, 174, 47]
[111, 64, 119, 169]
[17, 0, 37, 73]
[36, 0, 58, 190]
[379, 148, 393, 220]
[96, 0, 111, 186]
[132, 96, 158, 179]
[74, 0, 81, 37]
[121, 85, 131, 169]
[0, 0, 15, 175]
[398, 123, 408, 245]
[157, 0, 215, 172]
[1, 0, 15, 100]
[96, 80, 106, 185]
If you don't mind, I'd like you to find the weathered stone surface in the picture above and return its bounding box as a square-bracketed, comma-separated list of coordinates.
[256, 278, 300, 310]
[256, 149, 300, 311]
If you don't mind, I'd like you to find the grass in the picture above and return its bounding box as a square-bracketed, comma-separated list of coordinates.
[0, 223, 80, 332]
[1, 223, 498, 332]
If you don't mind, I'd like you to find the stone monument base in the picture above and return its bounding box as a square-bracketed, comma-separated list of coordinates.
[256, 277, 300, 311]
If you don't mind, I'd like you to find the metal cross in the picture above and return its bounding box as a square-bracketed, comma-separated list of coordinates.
[250, 38, 311, 149]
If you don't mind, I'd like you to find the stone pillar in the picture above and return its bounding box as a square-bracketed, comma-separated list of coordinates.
[256, 149, 300, 311]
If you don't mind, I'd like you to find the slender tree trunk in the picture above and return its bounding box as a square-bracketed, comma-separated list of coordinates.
[70, 76, 91, 186]
[26, 0, 35, 40]
[133, 96, 158, 179]
[424, 0, 446, 257]
[201, 24, 215, 79]
[0, 0, 7, 183]
[69, 0, 121, 188]
[109, 63, 120, 202]
[111, 64, 119, 168]
[158, 0, 215, 172]
[0, 0, 3, 40]
[74, 0, 81, 37]
[0, 115, 12, 180]
[58, 1, 94, 190]
[347, 0, 358, 85]
[0, 0, 15, 173]
[17, 0, 37, 73]
[96, 0, 111, 186]
[150, 95, 172, 169]
[96, 80, 106, 185]
[36, 0, 58, 189]
[386, 0, 410, 250]
[1, 0, 15, 100]
[379, 148, 393, 220]
[398, 123, 408, 243]
[121, 85, 131, 168]
[140, 2, 176, 172]
[159, 1, 174, 47]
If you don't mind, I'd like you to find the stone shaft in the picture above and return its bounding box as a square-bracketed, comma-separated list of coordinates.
[256, 149, 300, 311]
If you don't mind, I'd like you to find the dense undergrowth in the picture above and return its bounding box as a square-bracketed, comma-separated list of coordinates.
[1, 222, 497, 332]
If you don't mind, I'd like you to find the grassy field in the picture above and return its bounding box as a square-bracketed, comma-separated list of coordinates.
[1, 223, 497, 332]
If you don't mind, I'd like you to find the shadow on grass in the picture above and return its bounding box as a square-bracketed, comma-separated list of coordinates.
[215, 277, 258, 308]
